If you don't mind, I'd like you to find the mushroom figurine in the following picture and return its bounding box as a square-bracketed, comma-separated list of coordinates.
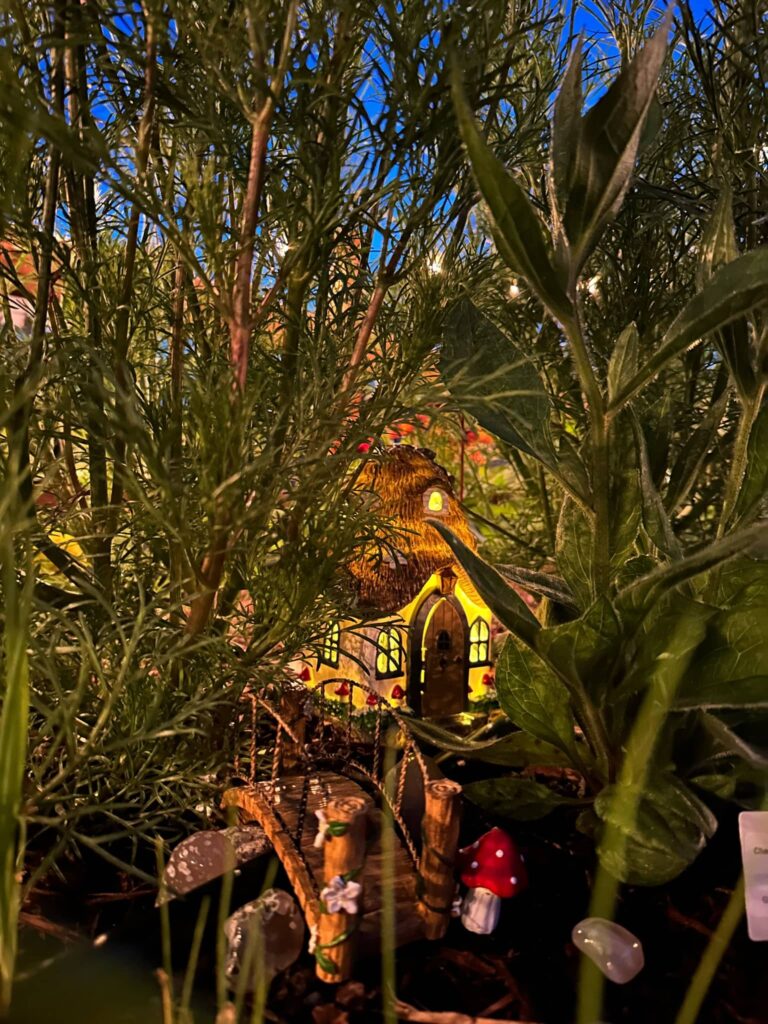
[457, 827, 527, 934]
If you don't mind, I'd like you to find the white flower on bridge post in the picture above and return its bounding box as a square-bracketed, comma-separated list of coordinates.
[313, 808, 330, 848]
[320, 874, 362, 915]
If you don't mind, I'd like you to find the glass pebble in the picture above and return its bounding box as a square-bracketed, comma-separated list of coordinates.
[571, 917, 644, 984]
[224, 888, 304, 988]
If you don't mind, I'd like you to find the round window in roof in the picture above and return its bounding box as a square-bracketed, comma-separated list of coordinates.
[424, 488, 446, 514]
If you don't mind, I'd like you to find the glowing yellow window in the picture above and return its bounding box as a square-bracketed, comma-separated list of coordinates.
[469, 618, 490, 665]
[320, 622, 341, 667]
[425, 489, 445, 513]
[375, 626, 403, 678]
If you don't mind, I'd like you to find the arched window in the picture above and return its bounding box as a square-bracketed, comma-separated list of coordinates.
[423, 488, 448, 514]
[375, 626, 404, 678]
[320, 622, 341, 667]
[469, 617, 490, 665]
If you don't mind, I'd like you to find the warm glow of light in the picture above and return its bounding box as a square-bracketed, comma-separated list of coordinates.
[508, 281, 521, 299]
[427, 253, 443, 275]
[586, 276, 600, 296]
[427, 489, 444, 512]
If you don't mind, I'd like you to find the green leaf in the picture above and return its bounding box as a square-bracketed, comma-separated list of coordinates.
[689, 774, 736, 800]
[472, 732, 572, 768]
[551, 11, 672, 273]
[555, 496, 594, 609]
[715, 319, 757, 403]
[614, 554, 658, 590]
[630, 412, 681, 559]
[666, 389, 729, 513]
[464, 776, 583, 821]
[610, 248, 768, 412]
[405, 716, 511, 755]
[699, 712, 768, 769]
[697, 185, 739, 283]
[735, 403, 768, 522]
[314, 949, 337, 974]
[697, 185, 756, 399]
[595, 775, 717, 885]
[677, 677, 768, 711]
[440, 299, 552, 462]
[450, 59, 572, 324]
[427, 521, 541, 645]
[617, 523, 765, 615]
[496, 565, 576, 609]
[607, 323, 639, 405]
[495, 633, 577, 758]
[536, 597, 621, 693]
[615, 594, 715, 703]
[550, 38, 583, 223]
[677, 580, 768, 709]
[607, 402, 643, 567]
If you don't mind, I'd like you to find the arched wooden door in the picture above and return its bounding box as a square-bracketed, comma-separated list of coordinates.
[411, 595, 468, 718]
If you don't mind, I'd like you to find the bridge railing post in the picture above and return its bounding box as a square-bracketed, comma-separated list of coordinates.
[418, 779, 462, 940]
[315, 794, 370, 982]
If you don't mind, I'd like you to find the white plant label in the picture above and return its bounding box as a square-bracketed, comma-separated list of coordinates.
[739, 811, 768, 941]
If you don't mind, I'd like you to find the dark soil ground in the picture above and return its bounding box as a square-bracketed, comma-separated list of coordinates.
[13, 790, 767, 1024]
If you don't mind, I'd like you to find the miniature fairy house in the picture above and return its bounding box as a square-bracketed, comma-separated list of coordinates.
[303, 446, 495, 718]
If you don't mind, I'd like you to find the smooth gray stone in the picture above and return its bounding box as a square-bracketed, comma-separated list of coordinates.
[572, 917, 644, 983]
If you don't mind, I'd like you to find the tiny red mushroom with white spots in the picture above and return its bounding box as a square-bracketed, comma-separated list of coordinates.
[457, 827, 527, 934]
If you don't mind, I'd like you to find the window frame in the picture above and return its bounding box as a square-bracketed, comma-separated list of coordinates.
[319, 621, 341, 668]
[468, 617, 491, 666]
[375, 625, 404, 679]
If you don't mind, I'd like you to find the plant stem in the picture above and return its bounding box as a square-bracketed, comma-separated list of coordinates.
[562, 309, 611, 596]
[673, 876, 745, 1024]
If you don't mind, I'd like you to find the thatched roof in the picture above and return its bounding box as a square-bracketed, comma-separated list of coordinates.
[347, 446, 482, 614]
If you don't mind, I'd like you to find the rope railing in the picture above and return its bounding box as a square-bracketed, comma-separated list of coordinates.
[232, 676, 430, 866]
[225, 676, 463, 976]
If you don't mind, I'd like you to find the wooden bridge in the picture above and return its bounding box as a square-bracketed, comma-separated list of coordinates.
[222, 680, 462, 981]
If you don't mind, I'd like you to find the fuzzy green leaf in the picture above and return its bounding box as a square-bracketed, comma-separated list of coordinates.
[666, 389, 729, 513]
[555, 496, 594, 609]
[697, 186, 756, 399]
[607, 323, 640, 405]
[464, 776, 583, 821]
[450, 59, 572, 324]
[536, 597, 621, 694]
[472, 732, 573, 768]
[552, 11, 672, 273]
[496, 565, 576, 609]
[610, 248, 768, 412]
[495, 633, 577, 757]
[595, 774, 717, 885]
[699, 712, 768, 769]
[735, 404, 768, 522]
[677, 578, 768, 709]
[616, 523, 765, 615]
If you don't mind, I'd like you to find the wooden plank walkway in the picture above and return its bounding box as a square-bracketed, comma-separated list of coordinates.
[222, 771, 426, 952]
